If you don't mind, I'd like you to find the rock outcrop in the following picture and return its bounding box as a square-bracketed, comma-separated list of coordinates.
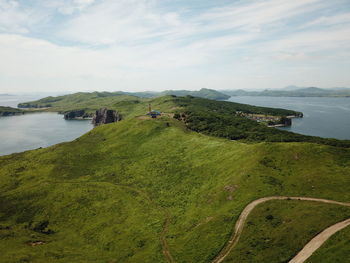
[0, 111, 24, 116]
[0, 106, 25, 116]
[92, 108, 121, 126]
[63, 110, 89, 120]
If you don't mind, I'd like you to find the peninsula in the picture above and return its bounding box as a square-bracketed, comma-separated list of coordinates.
[0, 106, 25, 116]
[1, 95, 350, 263]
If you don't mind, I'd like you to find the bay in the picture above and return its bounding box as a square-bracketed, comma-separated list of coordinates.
[0, 112, 92, 156]
[0, 94, 92, 156]
[228, 96, 350, 140]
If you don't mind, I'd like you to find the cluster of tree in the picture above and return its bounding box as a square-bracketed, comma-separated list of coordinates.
[173, 96, 350, 148]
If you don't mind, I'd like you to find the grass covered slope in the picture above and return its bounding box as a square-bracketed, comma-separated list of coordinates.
[1, 117, 350, 262]
[223, 200, 350, 263]
[305, 227, 350, 263]
[18, 93, 350, 147]
[17, 88, 230, 112]
[17, 91, 142, 115]
[160, 88, 230, 100]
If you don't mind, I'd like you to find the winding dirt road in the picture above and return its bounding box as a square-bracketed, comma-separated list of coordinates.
[45, 182, 350, 263]
[210, 196, 350, 263]
[289, 218, 350, 263]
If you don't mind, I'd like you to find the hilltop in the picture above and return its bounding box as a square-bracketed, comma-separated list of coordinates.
[159, 88, 230, 100]
[1, 95, 350, 262]
[17, 89, 230, 111]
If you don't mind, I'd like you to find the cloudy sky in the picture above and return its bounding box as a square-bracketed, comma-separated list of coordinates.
[0, 0, 350, 93]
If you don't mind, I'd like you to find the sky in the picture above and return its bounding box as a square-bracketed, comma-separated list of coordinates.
[0, 0, 350, 93]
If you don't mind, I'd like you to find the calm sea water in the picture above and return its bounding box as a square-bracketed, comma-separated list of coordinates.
[0, 95, 92, 156]
[228, 96, 350, 140]
[0, 94, 49, 108]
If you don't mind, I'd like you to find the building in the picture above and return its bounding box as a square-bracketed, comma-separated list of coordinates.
[147, 110, 161, 118]
[147, 104, 161, 118]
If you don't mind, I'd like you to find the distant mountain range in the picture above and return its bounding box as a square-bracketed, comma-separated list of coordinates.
[108, 88, 230, 100]
[221, 86, 350, 97]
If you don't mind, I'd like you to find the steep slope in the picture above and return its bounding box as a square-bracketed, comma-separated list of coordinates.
[1, 116, 350, 262]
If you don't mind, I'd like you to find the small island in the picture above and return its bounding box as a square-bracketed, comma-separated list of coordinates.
[0, 106, 25, 116]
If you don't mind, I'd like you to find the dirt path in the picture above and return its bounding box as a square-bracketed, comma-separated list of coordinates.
[40, 183, 350, 263]
[289, 218, 350, 263]
[210, 196, 350, 263]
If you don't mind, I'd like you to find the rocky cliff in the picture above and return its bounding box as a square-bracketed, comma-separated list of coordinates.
[0, 106, 25, 116]
[92, 108, 121, 126]
[63, 110, 89, 120]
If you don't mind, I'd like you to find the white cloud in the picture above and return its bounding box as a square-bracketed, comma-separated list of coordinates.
[0, 0, 350, 92]
[302, 12, 350, 28]
[59, 0, 177, 45]
[56, 0, 95, 15]
[0, 0, 32, 33]
[193, 0, 322, 33]
[59, 0, 329, 46]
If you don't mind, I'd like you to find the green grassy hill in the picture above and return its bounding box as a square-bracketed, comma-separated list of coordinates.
[1, 113, 350, 262]
[18, 92, 142, 115]
[18, 93, 349, 147]
[160, 88, 230, 100]
[17, 89, 230, 112]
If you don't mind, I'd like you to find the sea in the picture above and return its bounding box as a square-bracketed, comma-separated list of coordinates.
[0, 95, 93, 156]
[0, 95, 349, 156]
[228, 96, 350, 140]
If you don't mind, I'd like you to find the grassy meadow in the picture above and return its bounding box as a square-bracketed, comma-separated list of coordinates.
[1, 114, 350, 262]
[305, 225, 350, 263]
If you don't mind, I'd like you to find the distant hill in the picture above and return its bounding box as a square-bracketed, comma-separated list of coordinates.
[128, 88, 230, 100]
[159, 88, 230, 100]
[18, 89, 230, 111]
[222, 87, 350, 97]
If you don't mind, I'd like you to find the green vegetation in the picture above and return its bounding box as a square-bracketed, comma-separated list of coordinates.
[1, 115, 350, 262]
[2, 95, 350, 262]
[18, 92, 142, 116]
[159, 88, 230, 100]
[223, 200, 350, 263]
[17, 94, 350, 147]
[17, 89, 230, 111]
[0, 106, 25, 116]
[170, 96, 350, 147]
[305, 226, 350, 263]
